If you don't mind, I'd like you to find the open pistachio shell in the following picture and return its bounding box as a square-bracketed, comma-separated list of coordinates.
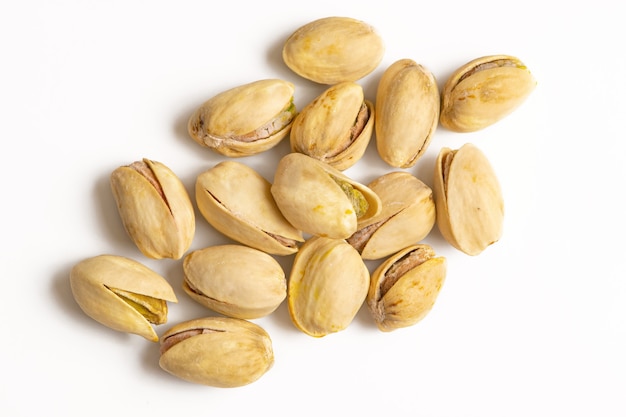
[433, 143, 504, 255]
[187, 79, 296, 156]
[159, 317, 274, 387]
[110, 158, 195, 260]
[70, 255, 178, 342]
[347, 171, 436, 260]
[288, 236, 369, 337]
[183, 245, 286, 319]
[271, 152, 382, 239]
[195, 161, 304, 255]
[375, 59, 439, 168]
[282, 16, 385, 84]
[440, 55, 536, 132]
[290, 81, 374, 170]
[367, 244, 446, 332]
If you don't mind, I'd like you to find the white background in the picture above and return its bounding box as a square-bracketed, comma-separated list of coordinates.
[2, 1, 625, 416]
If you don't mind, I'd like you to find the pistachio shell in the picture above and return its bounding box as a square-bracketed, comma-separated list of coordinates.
[110, 158, 195, 260]
[375, 59, 439, 168]
[271, 152, 382, 239]
[187, 79, 296, 156]
[367, 244, 446, 332]
[347, 171, 436, 260]
[290, 81, 374, 170]
[433, 143, 504, 255]
[183, 245, 286, 319]
[440, 55, 536, 132]
[159, 317, 274, 387]
[282, 16, 385, 84]
[288, 237, 369, 337]
[195, 161, 304, 255]
[70, 255, 178, 342]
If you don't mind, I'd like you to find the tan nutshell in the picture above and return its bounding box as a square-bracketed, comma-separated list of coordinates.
[187, 79, 296, 156]
[290, 81, 374, 170]
[376, 59, 440, 168]
[195, 161, 304, 255]
[288, 237, 369, 337]
[159, 317, 274, 388]
[271, 152, 382, 239]
[69, 255, 178, 342]
[440, 55, 536, 132]
[282, 16, 385, 84]
[110, 158, 195, 260]
[367, 244, 446, 332]
[433, 143, 504, 255]
[347, 171, 436, 260]
[182, 245, 287, 319]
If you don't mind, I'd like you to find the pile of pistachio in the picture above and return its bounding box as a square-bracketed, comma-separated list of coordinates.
[69, 16, 536, 388]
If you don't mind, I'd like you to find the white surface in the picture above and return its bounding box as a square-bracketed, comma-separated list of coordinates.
[2, 1, 625, 416]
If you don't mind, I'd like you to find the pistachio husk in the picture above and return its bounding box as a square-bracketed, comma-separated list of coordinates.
[159, 317, 274, 387]
[70, 254, 177, 342]
[433, 143, 504, 255]
[188, 79, 296, 156]
[440, 55, 536, 132]
[110, 158, 195, 260]
[375, 59, 439, 168]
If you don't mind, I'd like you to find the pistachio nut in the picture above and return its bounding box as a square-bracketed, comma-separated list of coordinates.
[159, 317, 274, 387]
[288, 236, 369, 337]
[70, 254, 177, 342]
[375, 59, 439, 168]
[440, 55, 536, 132]
[271, 152, 382, 239]
[183, 245, 286, 319]
[367, 244, 446, 332]
[290, 81, 374, 170]
[195, 161, 304, 255]
[282, 16, 385, 84]
[187, 79, 297, 157]
[110, 158, 195, 260]
[347, 171, 436, 260]
[433, 143, 504, 255]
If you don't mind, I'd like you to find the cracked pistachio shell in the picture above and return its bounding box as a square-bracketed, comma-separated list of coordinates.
[347, 171, 436, 260]
[110, 158, 195, 260]
[367, 244, 446, 332]
[290, 81, 374, 170]
[182, 245, 286, 319]
[271, 152, 382, 239]
[282, 16, 384, 84]
[288, 236, 369, 337]
[70, 255, 177, 342]
[159, 317, 274, 388]
[440, 55, 536, 132]
[375, 59, 439, 168]
[195, 161, 304, 255]
[187, 79, 296, 157]
[433, 143, 504, 255]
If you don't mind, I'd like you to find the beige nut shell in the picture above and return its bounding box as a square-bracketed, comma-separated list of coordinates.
[110, 158, 195, 260]
[347, 171, 436, 260]
[375, 59, 440, 168]
[183, 245, 287, 319]
[159, 317, 274, 388]
[70, 254, 178, 342]
[282, 16, 384, 84]
[288, 236, 369, 337]
[195, 160, 304, 255]
[271, 152, 382, 239]
[367, 244, 446, 332]
[433, 143, 504, 255]
[290, 81, 374, 170]
[187, 79, 296, 156]
[439, 55, 536, 132]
